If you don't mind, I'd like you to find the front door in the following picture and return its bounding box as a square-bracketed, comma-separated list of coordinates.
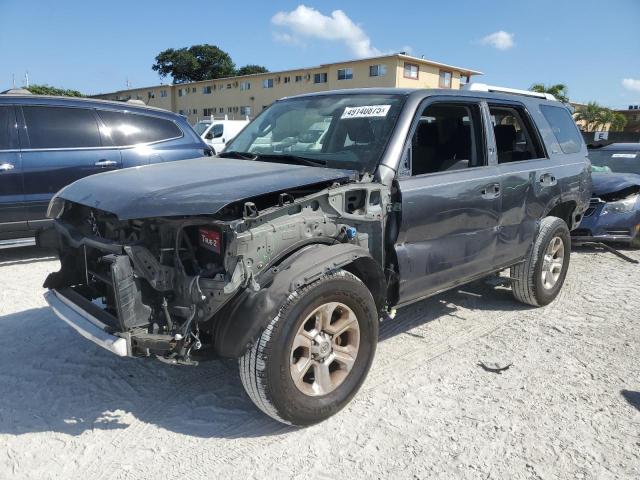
[18, 105, 122, 228]
[394, 99, 501, 305]
[0, 105, 26, 233]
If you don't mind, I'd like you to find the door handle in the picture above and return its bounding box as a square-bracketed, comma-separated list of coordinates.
[539, 173, 557, 186]
[0, 163, 15, 172]
[94, 159, 118, 167]
[481, 183, 501, 199]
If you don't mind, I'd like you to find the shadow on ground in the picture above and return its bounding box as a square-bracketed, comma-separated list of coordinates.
[0, 268, 528, 439]
[621, 390, 640, 411]
[0, 246, 57, 267]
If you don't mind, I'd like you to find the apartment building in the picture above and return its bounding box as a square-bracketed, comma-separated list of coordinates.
[92, 53, 482, 123]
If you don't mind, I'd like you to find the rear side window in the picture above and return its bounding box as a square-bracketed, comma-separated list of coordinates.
[0, 106, 17, 150]
[23, 106, 101, 149]
[488, 105, 545, 163]
[97, 110, 182, 146]
[539, 105, 582, 154]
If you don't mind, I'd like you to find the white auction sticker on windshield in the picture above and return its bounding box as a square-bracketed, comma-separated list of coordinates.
[611, 153, 637, 158]
[341, 105, 391, 119]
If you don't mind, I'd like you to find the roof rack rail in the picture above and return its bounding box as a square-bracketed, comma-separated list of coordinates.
[462, 83, 557, 101]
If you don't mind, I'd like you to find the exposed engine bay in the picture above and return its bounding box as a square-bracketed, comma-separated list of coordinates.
[43, 179, 396, 364]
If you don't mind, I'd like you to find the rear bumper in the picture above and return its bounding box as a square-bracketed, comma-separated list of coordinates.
[44, 289, 130, 357]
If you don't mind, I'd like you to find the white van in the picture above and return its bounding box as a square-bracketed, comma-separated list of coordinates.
[193, 116, 250, 154]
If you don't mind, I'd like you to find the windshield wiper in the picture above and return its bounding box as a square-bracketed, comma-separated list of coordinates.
[255, 154, 327, 167]
[217, 150, 258, 160]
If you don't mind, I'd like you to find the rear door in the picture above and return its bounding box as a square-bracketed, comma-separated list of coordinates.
[394, 98, 501, 304]
[487, 101, 559, 266]
[0, 105, 26, 233]
[19, 105, 122, 228]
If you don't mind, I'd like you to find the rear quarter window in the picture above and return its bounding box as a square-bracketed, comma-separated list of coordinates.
[97, 110, 183, 146]
[539, 105, 583, 154]
[23, 106, 102, 149]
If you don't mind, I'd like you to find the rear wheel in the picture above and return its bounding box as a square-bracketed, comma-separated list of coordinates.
[239, 270, 378, 426]
[511, 216, 571, 306]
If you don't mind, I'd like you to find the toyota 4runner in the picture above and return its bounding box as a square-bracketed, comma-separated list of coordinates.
[41, 85, 591, 426]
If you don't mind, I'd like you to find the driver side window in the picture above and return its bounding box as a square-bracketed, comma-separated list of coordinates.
[409, 102, 485, 176]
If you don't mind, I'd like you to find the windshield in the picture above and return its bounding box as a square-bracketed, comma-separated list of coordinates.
[193, 122, 211, 136]
[589, 148, 640, 175]
[225, 93, 407, 173]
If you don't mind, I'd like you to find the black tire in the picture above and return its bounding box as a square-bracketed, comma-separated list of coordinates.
[238, 270, 378, 426]
[511, 216, 571, 306]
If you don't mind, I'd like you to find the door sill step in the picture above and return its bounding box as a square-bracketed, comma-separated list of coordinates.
[0, 237, 36, 249]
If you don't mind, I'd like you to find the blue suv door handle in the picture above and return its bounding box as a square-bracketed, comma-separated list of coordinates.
[0, 163, 15, 172]
[94, 160, 118, 168]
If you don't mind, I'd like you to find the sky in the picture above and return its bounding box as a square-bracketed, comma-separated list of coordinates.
[1, 0, 639, 108]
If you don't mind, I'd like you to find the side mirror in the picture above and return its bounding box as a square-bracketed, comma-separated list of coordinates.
[205, 132, 214, 140]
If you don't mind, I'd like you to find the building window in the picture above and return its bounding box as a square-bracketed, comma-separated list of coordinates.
[404, 63, 419, 79]
[337, 68, 353, 80]
[178, 88, 186, 97]
[160, 90, 168, 97]
[283, 76, 291, 84]
[226, 84, 232, 89]
[369, 64, 387, 77]
[240, 81, 251, 91]
[263, 78, 274, 89]
[240, 106, 252, 116]
[192, 87, 196, 93]
[295, 75, 303, 83]
[191, 108, 198, 115]
[460, 74, 470, 86]
[178, 109, 185, 115]
[439, 70, 452, 88]
[203, 86, 212, 94]
[219, 107, 224, 113]
[314, 72, 328, 84]
[203, 108, 214, 117]
[147, 91, 155, 99]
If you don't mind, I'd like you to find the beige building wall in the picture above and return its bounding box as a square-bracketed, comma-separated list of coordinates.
[93, 54, 481, 124]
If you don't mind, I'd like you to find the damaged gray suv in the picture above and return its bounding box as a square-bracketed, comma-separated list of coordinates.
[41, 86, 591, 425]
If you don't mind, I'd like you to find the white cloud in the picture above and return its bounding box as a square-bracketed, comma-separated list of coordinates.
[622, 78, 640, 92]
[272, 5, 381, 58]
[480, 30, 515, 50]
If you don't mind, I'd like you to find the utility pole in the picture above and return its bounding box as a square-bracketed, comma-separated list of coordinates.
[12, 74, 16, 89]
[24, 71, 29, 88]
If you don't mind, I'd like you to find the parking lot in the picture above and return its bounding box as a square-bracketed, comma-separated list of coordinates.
[0, 245, 638, 479]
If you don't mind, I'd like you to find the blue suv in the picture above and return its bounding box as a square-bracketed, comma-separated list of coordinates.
[0, 94, 211, 248]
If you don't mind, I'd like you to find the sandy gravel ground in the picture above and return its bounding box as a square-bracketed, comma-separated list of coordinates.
[0, 245, 638, 480]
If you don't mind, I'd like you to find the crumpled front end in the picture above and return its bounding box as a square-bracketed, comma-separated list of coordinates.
[572, 186, 640, 245]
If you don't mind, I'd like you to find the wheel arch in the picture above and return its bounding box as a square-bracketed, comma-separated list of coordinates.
[212, 243, 386, 358]
[545, 200, 578, 230]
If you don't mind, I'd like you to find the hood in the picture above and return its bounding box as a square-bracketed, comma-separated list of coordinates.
[592, 172, 640, 197]
[56, 157, 356, 220]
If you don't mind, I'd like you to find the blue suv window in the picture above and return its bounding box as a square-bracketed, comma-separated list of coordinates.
[97, 110, 182, 146]
[0, 106, 17, 150]
[23, 106, 102, 149]
[540, 105, 582, 154]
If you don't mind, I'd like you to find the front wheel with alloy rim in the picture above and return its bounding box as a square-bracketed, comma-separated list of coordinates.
[239, 270, 379, 426]
[511, 216, 571, 306]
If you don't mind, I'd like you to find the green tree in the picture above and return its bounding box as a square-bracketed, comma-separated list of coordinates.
[575, 102, 604, 132]
[530, 83, 569, 103]
[610, 112, 628, 132]
[236, 65, 269, 76]
[26, 84, 85, 97]
[152, 44, 236, 83]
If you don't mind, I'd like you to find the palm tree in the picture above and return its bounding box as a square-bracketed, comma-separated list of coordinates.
[530, 83, 569, 103]
[610, 112, 628, 132]
[575, 102, 603, 132]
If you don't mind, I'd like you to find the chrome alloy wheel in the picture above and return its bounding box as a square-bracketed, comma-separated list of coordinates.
[541, 236, 565, 290]
[289, 302, 361, 396]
